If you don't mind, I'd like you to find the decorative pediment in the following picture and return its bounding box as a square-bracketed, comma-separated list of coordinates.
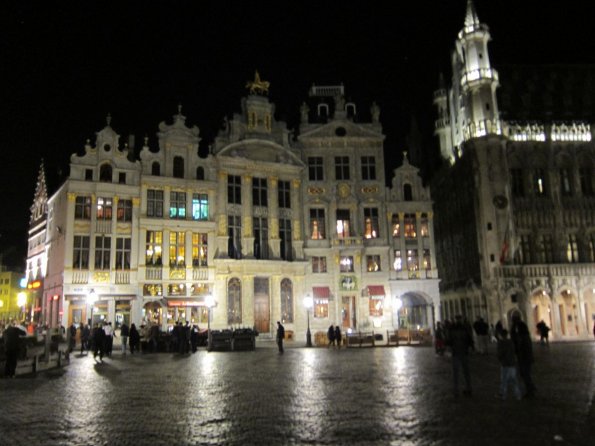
[157, 106, 200, 148]
[217, 140, 304, 166]
[299, 120, 383, 140]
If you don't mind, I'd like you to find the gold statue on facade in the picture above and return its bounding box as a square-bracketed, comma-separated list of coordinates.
[246, 70, 270, 95]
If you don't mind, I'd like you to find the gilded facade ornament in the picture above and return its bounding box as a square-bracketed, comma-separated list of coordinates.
[292, 179, 301, 189]
[93, 272, 110, 283]
[245, 70, 270, 95]
[308, 187, 325, 195]
[67, 193, 76, 203]
[338, 183, 350, 198]
[132, 197, 141, 207]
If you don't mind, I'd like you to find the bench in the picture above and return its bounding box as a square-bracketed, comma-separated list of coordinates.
[346, 331, 376, 347]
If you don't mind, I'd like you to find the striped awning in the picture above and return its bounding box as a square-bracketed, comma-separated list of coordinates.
[313, 286, 331, 299]
[367, 285, 385, 297]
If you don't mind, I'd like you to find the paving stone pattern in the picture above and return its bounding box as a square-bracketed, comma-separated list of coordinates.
[0, 341, 594, 446]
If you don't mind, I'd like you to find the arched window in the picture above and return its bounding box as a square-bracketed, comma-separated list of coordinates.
[317, 104, 329, 119]
[403, 184, 413, 201]
[227, 277, 242, 324]
[99, 164, 112, 182]
[196, 166, 205, 180]
[280, 279, 293, 323]
[152, 162, 160, 176]
[346, 103, 356, 118]
[173, 156, 184, 179]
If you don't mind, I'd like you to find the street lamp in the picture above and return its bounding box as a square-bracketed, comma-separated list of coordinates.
[303, 294, 313, 347]
[87, 289, 97, 326]
[205, 294, 215, 351]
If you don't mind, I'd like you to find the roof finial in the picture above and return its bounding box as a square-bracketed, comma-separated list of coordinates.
[178, 103, 182, 115]
[106, 113, 112, 127]
[464, 0, 481, 30]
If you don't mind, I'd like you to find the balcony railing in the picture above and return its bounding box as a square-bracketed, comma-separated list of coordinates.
[115, 270, 130, 284]
[145, 267, 162, 280]
[192, 267, 209, 281]
[496, 263, 595, 279]
[72, 270, 89, 284]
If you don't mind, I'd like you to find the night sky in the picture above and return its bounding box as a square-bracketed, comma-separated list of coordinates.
[2, 0, 594, 268]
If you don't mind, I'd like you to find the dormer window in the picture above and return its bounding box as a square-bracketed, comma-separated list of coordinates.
[196, 166, 205, 180]
[173, 156, 184, 179]
[152, 162, 160, 176]
[317, 104, 329, 119]
[99, 164, 112, 182]
[346, 103, 356, 118]
[85, 169, 93, 181]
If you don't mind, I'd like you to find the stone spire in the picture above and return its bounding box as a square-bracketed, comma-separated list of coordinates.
[29, 160, 48, 224]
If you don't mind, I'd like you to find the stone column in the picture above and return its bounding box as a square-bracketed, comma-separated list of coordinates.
[216, 172, 229, 258]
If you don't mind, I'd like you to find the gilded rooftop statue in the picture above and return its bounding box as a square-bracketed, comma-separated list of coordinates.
[246, 70, 270, 95]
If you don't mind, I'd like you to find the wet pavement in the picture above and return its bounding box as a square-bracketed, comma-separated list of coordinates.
[0, 340, 593, 446]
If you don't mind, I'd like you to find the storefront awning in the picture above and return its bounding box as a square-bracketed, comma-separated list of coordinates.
[313, 286, 331, 298]
[367, 285, 385, 297]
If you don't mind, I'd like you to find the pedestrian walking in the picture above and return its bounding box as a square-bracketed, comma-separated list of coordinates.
[93, 323, 106, 362]
[327, 325, 336, 348]
[68, 323, 77, 353]
[446, 315, 473, 397]
[472, 317, 489, 354]
[120, 322, 129, 355]
[276, 321, 285, 354]
[3, 320, 27, 378]
[80, 324, 90, 355]
[435, 321, 446, 355]
[511, 313, 536, 398]
[334, 325, 342, 349]
[191, 325, 199, 353]
[536, 320, 550, 346]
[129, 323, 140, 354]
[496, 329, 522, 400]
[103, 322, 114, 357]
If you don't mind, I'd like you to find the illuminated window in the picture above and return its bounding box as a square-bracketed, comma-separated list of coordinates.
[335, 156, 350, 180]
[227, 278, 242, 324]
[147, 189, 163, 218]
[336, 209, 350, 238]
[308, 157, 324, 181]
[340, 256, 354, 273]
[533, 169, 547, 196]
[95, 236, 111, 270]
[423, 249, 431, 270]
[75, 196, 91, 220]
[192, 193, 209, 220]
[169, 191, 186, 219]
[115, 237, 131, 270]
[406, 249, 419, 272]
[252, 177, 268, 207]
[314, 298, 329, 318]
[391, 214, 400, 237]
[73, 236, 90, 269]
[363, 208, 379, 239]
[366, 255, 381, 272]
[420, 213, 429, 237]
[168, 283, 186, 296]
[312, 256, 327, 273]
[145, 231, 163, 266]
[404, 213, 417, 238]
[280, 279, 293, 323]
[566, 234, 578, 263]
[310, 209, 325, 239]
[117, 199, 132, 222]
[96, 197, 113, 221]
[361, 156, 376, 180]
[169, 232, 185, 267]
[369, 296, 383, 317]
[393, 250, 402, 271]
[227, 175, 242, 204]
[192, 233, 208, 267]
[278, 180, 291, 209]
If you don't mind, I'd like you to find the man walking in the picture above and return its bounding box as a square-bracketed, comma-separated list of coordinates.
[472, 316, 489, 354]
[447, 315, 473, 397]
[276, 321, 285, 354]
[120, 322, 129, 355]
[3, 320, 27, 378]
[511, 313, 536, 398]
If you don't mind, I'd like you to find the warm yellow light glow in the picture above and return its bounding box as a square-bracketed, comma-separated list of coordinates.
[17, 292, 27, 307]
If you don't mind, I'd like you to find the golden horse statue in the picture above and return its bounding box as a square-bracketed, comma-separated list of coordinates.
[246, 70, 270, 95]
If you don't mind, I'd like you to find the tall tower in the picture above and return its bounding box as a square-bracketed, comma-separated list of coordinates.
[450, 0, 501, 152]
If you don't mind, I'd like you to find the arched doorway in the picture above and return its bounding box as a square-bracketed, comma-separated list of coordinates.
[530, 290, 553, 338]
[395, 292, 432, 344]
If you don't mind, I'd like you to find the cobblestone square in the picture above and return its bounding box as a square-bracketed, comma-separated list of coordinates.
[1, 341, 593, 446]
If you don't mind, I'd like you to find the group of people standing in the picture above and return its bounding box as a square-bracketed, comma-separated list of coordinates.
[327, 324, 342, 348]
[75, 321, 141, 361]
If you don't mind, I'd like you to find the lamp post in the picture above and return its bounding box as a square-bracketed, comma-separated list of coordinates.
[303, 294, 313, 347]
[205, 294, 215, 351]
[87, 289, 97, 326]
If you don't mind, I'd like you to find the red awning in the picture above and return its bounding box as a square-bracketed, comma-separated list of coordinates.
[313, 286, 331, 299]
[367, 285, 385, 297]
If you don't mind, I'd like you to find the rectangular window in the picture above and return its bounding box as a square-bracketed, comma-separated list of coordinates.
[75, 196, 91, 220]
[335, 156, 350, 180]
[118, 172, 126, 184]
[404, 213, 417, 238]
[533, 169, 547, 196]
[94, 236, 111, 270]
[192, 233, 208, 267]
[169, 191, 186, 219]
[336, 209, 351, 238]
[309, 209, 326, 239]
[361, 156, 376, 180]
[228, 215, 242, 259]
[314, 298, 329, 319]
[308, 157, 324, 181]
[278, 180, 291, 209]
[406, 249, 419, 272]
[363, 208, 379, 239]
[536, 234, 554, 263]
[519, 235, 532, 264]
[169, 232, 185, 267]
[340, 256, 354, 273]
[227, 175, 242, 205]
[147, 189, 163, 218]
[366, 255, 381, 272]
[312, 256, 327, 273]
[96, 197, 113, 221]
[510, 169, 524, 197]
[560, 169, 572, 196]
[252, 177, 268, 207]
[117, 199, 132, 222]
[85, 169, 93, 181]
[253, 217, 269, 260]
[420, 213, 429, 237]
[280, 218, 292, 261]
[115, 237, 131, 270]
[146, 231, 163, 266]
[391, 214, 401, 237]
[566, 234, 578, 263]
[192, 193, 209, 220]
[73, 235, 90, 269]
[369, 297, 383, 317]
[579, 167, 593, 196]
[423, 249, 431, 270]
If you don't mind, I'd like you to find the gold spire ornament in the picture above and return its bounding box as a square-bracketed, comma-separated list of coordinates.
[246, 70, 270, 95]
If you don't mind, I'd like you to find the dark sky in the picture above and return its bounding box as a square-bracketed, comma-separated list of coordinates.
[2, 0, 594, 268]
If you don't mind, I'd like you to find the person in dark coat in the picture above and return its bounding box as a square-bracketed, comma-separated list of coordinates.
[334, 325, 342, 349]
[80, 324, 91, 354]
[129, 323, 140, 354]
[68, 323, 77, 353]
[536, 320, 550, 346]
[120, 322, 129, 355]
[190, 325, 199, 353]
[93, 323, 106, 362]
[3, 321, 27, 377]
[276, 321, 285, 354]
[446, 315, 473, 397]
[327, 325, 336, 348]
[511, 314, 536, 398]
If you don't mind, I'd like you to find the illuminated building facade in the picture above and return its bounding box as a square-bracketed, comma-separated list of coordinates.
[432, 0, 595, 339]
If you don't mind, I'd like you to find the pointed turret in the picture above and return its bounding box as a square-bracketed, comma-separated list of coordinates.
[29, 161, 48, 226]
